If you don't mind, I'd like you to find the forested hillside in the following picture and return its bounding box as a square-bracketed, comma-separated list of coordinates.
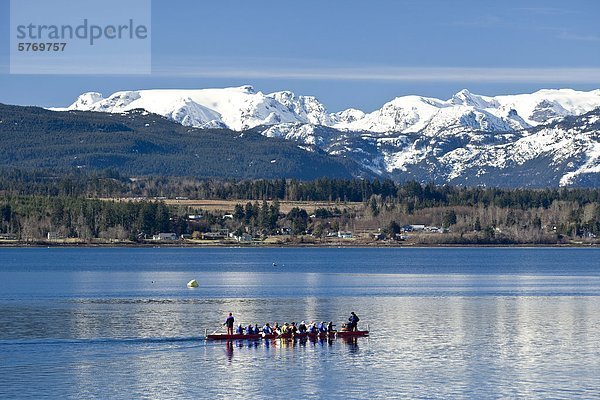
[0, 104, 366, 180]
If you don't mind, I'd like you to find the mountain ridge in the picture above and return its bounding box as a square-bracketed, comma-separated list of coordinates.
[38, 86, 600, 187]
[0, 103, 370, 180]
[61, 86, 600, 134]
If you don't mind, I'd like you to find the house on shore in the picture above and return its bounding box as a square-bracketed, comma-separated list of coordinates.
[202, 229, 229, 240]
[232, 233, 253, 242]
[152, 233, 178, 241]
[337, 231, 353, 239]
[47, 232, 64, 240]
[402, 225, 425, 232]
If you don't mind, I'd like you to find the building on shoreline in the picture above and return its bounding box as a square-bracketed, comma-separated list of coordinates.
[152, 233, 177, 241]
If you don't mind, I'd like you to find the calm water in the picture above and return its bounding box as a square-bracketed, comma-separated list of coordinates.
[1, 247, 599, 399]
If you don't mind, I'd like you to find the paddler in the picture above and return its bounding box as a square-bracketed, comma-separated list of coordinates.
[327, 321, 335, 332]
[318, 321, 327, 332]
[262, 322, 272, 334]
[298, 321, 307, 333]
[236, 324, 245, 334]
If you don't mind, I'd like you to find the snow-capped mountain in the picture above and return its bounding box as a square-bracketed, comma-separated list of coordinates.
[430, 109, 600, 187]
[64, 85, 325, 131]
[60, 86, 600, 187]
[64, 86, 600, 133]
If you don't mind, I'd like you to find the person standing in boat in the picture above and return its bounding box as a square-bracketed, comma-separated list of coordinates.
[224, 312, 235, 335]
[348, 312, 360, 331]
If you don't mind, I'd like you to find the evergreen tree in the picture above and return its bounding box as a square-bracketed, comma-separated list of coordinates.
[442, 210, 457, 228]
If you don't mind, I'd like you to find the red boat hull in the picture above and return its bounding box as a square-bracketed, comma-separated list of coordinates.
[279, 332, 334, 340]
[206, 333, 262, 340]
[336, 330, 369, 338]
[206, 330, 368, 340]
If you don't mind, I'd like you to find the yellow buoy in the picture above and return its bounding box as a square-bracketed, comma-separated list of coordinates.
[187, 279, 199, 288]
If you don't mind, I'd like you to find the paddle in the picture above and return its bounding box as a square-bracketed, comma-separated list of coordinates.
[210, 325, 224, 336]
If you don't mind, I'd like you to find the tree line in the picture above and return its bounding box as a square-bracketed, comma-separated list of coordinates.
[2, 168, 599, 207]
[1, 191, 598, 244]
[1, 169, 599, 244]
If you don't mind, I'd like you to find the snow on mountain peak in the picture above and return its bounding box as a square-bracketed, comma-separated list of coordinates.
[268, 91, 331, 126]
[421, 105, 513, 136]
[62, 86, 600, 137]
[332, 108, 366, 125]
[168, 97, 223, 127]
[334, 95, 447, 133]
[450, 89, 499, 109]
[65, 86, 333, 131]
[69, 92, 104, 109]
[237, 85, 255, 94]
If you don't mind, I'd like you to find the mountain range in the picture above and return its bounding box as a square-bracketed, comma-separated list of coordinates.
[60, 86, 600, 187]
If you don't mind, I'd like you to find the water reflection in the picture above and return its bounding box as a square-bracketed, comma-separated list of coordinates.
[2, 248, 600, 399]
[2, 294, 600, 399]
[343, 337, 359, 354]
[225, 341, 234, 362]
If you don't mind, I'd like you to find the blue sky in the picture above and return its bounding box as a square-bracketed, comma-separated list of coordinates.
[1, 0, 600, 111]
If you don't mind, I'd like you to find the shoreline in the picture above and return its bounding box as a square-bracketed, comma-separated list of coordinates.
[0, 241, 597, 249]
